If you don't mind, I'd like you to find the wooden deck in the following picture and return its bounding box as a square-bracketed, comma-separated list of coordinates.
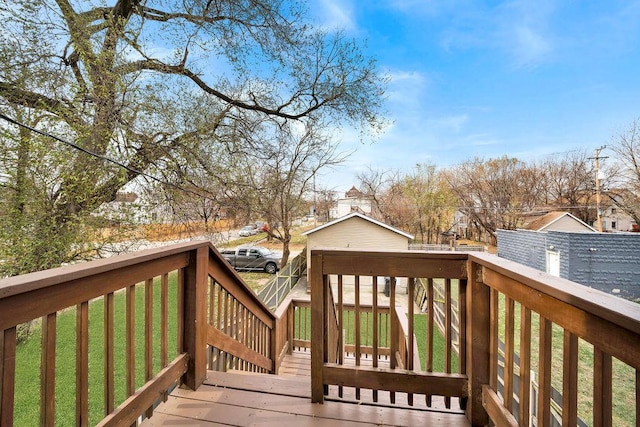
[142, 351, 470, 426]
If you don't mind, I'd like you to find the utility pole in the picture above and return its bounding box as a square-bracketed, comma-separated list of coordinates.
[593, 146, 607, 232]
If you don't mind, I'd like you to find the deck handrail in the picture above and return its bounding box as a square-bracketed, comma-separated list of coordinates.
[0, 241, 276, 426]
[310, 248, 640, 427]
[258, 248, 306, 310]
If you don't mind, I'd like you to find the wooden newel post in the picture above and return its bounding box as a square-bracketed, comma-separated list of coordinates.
[466, 260, 490, 426]
[183, 246, 208, 390]
[310, 253, 325, 403]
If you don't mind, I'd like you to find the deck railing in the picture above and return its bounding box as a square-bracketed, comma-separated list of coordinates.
[310, 248, 640, 427]
[258, 248, 306, 310]
[0, 241, 276, 426]
[3, 243, 639, 426]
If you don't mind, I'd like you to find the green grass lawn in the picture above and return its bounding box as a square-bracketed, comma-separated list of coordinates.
[14, 276, 180, 426]
[414, 313, 459, 373]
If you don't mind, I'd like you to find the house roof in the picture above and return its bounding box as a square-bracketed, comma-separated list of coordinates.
[302, 212, 414, 239]
[523, 211, 596, 232]
[345, 186, 363, 198]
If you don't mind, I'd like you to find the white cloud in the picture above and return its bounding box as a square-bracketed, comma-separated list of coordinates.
[498, 0, 555, 68]
[385, 69, 429, 107]
[508, 25, 551, 67]
[315, 0, 357, 31]
[426, 114, 469, 133]
[431, 0, 556, 68]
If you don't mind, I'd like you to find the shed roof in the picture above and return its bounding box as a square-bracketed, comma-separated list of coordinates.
[302, 212, 414, 239]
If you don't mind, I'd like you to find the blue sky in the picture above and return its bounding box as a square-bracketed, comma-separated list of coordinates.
[308, 1, 640, 193]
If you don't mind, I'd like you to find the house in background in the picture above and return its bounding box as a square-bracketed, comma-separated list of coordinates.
[599, 193, 638, 232]
[302, 212, 414, 286]
[497, 211, 640, 300]
[522, 211, 596, 233]
[329, 186, 372, 219]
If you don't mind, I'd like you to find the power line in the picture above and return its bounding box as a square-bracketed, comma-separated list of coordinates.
[0, 113, 211, 200]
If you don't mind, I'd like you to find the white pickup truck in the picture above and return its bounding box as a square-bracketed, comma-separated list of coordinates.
[220, 245, 282, 274]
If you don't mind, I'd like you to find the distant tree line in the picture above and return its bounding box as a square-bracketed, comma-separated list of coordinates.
[357, 129, 639, 246]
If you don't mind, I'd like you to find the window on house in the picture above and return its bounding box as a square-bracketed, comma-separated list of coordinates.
[611, 208, 617, 214]
[612, 221, 616, 229]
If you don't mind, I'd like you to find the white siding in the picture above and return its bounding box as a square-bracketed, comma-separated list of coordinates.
[543, 216, 594, 232]
[305, 216, 409, 285]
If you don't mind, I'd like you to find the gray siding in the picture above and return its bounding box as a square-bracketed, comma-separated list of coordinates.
[497, 230, 640, 299]
[496, 230, 547, 271]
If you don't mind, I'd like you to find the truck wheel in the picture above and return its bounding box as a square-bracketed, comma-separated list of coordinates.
[264, 262, 277, 274]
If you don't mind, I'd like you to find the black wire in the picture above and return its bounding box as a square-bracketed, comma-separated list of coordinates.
[0, 112, 210, 199]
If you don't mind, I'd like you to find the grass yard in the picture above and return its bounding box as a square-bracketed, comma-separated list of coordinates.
[414, 313, 459, 373]
[14, 275, 180, 426]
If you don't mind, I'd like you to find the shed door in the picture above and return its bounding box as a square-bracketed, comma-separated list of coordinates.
[546, 251, 560, 277]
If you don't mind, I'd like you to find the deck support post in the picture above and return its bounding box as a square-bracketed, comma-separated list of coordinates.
[183, 246, 208, 390]
[465, 260, 490, 426]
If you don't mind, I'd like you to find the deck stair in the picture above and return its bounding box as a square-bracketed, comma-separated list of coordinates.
[143, 351, 469, 426]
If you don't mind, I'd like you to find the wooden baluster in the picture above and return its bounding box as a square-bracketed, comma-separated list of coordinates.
[216, 284, 224, 371]
[635, 370, 639, 427]
[445, 278, 452, 409]
[249, 314, 258, 372]
[562, 331, 578, 426]
[76, 302, 89, 426]
[372, 276, 378, 402]
[104, 293, 115, 414]
[504, 296, 515, 414]
[1, 327, 16, 426]
[232, 298, 238, 370]
[355, 275, 361, 400]
[208, 279, 215, 370]
[390, 276, 397, 405]
[160, 274, 169, 402]
[241, 305, 247, 370]
[338, 275, 344, 398]
[177, 269, 184, 355]
[407, 277, 415, 407]
[538, 317, 552, 427]
[126, 285, 136, 398]
[518, 306, 531, 426]
[40, 313, 57, 426]
[287, 304, 294, 354]
[161, 274, 168, 370]
[458, 278, 468, 411]
[223, 290, 229, 370]
[489, 288, 499, 391]
[426, 277, 434, 407]
[593, 348, 612, 427]
[145, 278, 154, 419]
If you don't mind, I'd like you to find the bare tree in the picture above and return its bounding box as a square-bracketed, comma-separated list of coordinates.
[356, 166, 400, 223]
[401, 163, 455, 243]
[608, 119, 640, 226]
[314, 187, 338, 223]
[444, 157, 533, 245]
[540, 150, 596, 223]
[238, 119, 346, 266]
